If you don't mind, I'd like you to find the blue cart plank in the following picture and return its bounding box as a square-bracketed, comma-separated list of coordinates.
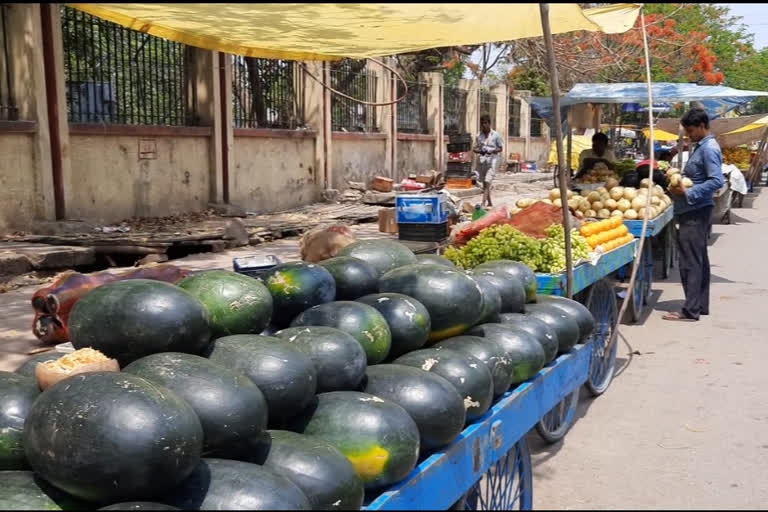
[535, 239, 637, 296]
[624, 206, 673, 238]
[364, 344, 592, 511]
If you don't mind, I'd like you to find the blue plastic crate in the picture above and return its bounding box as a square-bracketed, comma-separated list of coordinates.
[232, 254, 281, 279]
[395, 194, 448, 224]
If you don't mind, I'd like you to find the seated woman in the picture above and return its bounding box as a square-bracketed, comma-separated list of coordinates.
[620, 159, 669, 190]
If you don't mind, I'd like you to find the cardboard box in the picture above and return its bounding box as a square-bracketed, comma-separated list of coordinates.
[372, 176, 393, 193]
[378, 208, 398, 233]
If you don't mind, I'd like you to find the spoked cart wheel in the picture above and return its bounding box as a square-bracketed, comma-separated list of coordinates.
[629, 238, 653, 323]
[461, 438, 534, 510]
[535, 388, 579, 444]
[583, 279, 619, 396]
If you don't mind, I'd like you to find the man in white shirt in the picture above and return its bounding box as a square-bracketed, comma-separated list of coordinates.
[473, 114, 503, 208]
[575, 132, 617, 179]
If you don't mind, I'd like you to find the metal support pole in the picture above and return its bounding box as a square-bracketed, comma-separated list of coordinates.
[540, 3, 574, 298]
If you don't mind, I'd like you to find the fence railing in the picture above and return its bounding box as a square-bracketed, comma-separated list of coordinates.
[396, 80, 427, 134]
[330, 60, 378, 132]
[479, 89, 497, 130]
[0, 4, 16, 121]
[530, 117, 545, 137]
[232, 57, 305, 129]
[509, 97, 522, 137]
[444, 86, 467, 135]
[61, 6, 189, 126]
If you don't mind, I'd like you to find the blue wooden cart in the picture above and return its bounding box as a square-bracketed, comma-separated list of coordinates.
[363, 240, 636, 510]
[621, 206, 675, 323]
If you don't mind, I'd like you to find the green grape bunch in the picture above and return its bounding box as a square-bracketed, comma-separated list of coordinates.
[539, 224, 591, 274]
[444, 224, 542, 270]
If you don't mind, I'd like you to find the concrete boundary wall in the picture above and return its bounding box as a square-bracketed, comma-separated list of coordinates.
[0, 3, 550, 232]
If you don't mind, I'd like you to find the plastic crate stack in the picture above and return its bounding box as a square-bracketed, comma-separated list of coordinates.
[445, 133, 473, 189]
[395, 194, 450, 242]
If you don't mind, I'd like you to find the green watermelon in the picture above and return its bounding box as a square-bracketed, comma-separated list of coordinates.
[289, 391, 420, 490]
[205, 335, 317, 425]
[163, 458, 311, 510]
[525, 303, 581, 353]
[0, 471, 87, 510]
[471, 267, 526, 314]
[123, 353, 268, 457]
[23, 372, 203, 503]
[355, 293, 431, 360]
[177, 270, 273, 338]
[475, 260, 538, 303]
[261, 262, 336, 327]
[433, 335, 513, 398]
[68, 279, 211, 366]
[0, 372, 39, 470]
[247, 430, 364, 510]
[337, 240, 417, 277]
[466, 324, 545, 384]
[363, 364, 466, 452]
[394, 347, 494, 422]
[379, 264, 483, 343]
[290, 301, 392, 365]
[274, 326, 367, 392]
[415, 254, 456, 268]
[465, 272, 502, 325]
[13, 353, 60, 378]
[536, 295, 595, 342]
[318, 256, 379, 300]
[100, 503, 179, 511]
[498, 313, 559, 363]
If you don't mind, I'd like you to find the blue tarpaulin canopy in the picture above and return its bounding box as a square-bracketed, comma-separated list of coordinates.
[530, 82, 768, 126]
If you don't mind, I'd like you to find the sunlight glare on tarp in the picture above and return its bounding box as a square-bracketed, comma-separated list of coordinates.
[67, 3, 641, 60]
[641, 127, 678, 141]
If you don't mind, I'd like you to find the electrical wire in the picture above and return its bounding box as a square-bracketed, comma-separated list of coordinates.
[298, 57, 410, 107]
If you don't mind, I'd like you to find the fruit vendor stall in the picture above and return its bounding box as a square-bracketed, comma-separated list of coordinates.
[1, 3, 660, 512]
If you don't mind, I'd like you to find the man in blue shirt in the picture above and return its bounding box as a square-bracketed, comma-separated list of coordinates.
[663, 108, 725, 322]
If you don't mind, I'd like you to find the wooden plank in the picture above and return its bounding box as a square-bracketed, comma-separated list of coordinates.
[364, 344, 592, 510]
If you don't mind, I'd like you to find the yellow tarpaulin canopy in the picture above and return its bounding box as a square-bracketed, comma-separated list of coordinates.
[723, 115, 768, 135]
[68, 3, 641, 60]
[548, 135, 593, 169]
[642, 127, 679, 142]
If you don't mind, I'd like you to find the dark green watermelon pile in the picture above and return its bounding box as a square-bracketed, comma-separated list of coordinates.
[2, 239, 593, 510]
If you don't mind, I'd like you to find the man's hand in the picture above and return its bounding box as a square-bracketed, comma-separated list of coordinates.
[668, 182, 687, 197]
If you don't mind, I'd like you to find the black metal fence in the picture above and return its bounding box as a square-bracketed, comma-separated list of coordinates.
[479, 89, 497, 130]
[330, 60, 377, 132]
[530, 116, 545, 137]
[0, 4, 16, 121]
[396, 80, 427, 134]
[61, 6, 188, 125]
[232, 57, 305, 129]
[444, 86, 467, 135]
[508, 97, 522, 137]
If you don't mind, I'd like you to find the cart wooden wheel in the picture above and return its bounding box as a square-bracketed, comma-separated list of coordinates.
[535, 388, 579, 444]
[583, 279, 619, 396]
[629, 239, 653, 323]
[462, 438, 534, 510]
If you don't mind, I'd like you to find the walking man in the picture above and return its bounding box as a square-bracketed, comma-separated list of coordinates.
[473, 114, 503, 208]
[664, 108, 724, 321]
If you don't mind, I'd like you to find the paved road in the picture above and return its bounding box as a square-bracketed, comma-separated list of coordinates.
[531, 189, 768, 509]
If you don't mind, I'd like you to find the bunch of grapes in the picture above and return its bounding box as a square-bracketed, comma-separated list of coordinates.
[444, 225, 543, 270]
[538, 224, 592, 274]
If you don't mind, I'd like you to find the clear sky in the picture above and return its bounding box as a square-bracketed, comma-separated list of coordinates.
[722, 3, 768, 49]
